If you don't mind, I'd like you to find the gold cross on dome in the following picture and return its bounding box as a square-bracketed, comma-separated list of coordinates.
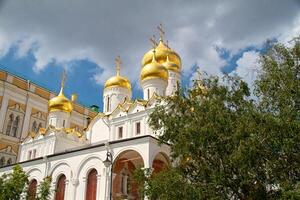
[61, 70, 66, 88]
[157, 23, 165, 41]
[149, 35, 157, 48]
[115, 55, 121, 76]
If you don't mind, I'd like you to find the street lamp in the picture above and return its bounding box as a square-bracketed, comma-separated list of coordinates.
[103, 149, 113, 200]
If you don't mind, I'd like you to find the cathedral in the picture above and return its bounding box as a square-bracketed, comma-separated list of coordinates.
[0, 28, 182, 200]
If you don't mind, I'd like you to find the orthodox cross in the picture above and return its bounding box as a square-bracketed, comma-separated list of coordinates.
[61, 70, 66, 88]
[157, 23, 165, 41]
[115, 55, 121, 76]
[166, 40, 170, 48]
[149, 35, 157, 48]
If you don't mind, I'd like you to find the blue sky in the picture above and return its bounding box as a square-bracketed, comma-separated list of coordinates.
[0, 0, 299, 111]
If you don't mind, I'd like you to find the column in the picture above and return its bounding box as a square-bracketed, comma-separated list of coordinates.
[96, 174, 101, 200]
[98, 167, 108, 200]
[0, 95, 9, 132]
[70, 178, 79, 200]
[21, 103, 32, 139]
[64, 179, 69, 200]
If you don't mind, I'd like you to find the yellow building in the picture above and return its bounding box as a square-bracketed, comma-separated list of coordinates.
[0, 69, 98, 167]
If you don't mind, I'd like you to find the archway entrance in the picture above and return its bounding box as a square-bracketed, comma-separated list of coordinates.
[112, 150, 144, 200]
[152, 152, 170, 173]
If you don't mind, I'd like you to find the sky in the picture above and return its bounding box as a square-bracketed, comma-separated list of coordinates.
[0, 0, 299, 110]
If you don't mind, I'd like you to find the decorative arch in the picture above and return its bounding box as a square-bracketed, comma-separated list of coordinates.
[55, 174, 66, 200]
[75, 155, 103, 179]
[49, 161, 72, 180]
[151, 151, 170, 173]
[112, 149, 145, 200]
[76, 155, 103, 200]
[85, 169, 98, 200]
[150, 149, 171, 167]
[26, 167, 43, 182]
[113, 147, 146, 166]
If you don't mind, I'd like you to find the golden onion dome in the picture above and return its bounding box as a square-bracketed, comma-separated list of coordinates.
[162, 55, 180, 72]
[104, 56, 131, 90]
[104, 75, 131, 90]
[48, 87, 73, 113]
[140, 53, 169, 82]
[141, 40, 182, 71]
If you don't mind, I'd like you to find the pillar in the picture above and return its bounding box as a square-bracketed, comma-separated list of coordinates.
[0, 95, 9, 132]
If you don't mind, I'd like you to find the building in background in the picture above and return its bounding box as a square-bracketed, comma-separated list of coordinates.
[0, 69, 98, 167]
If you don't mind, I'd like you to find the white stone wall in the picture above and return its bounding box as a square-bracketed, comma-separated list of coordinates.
[103, 87, 131, 114]
[166, 71, 181, 96]
[0, 136, 170, 200]
[141, 78, 168, 100]
[48, 111, 71, 129]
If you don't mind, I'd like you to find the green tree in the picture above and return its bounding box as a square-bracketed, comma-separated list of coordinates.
[36, 176, 52, 200]
[0, 165, 28, 200]
[0, 165, 52, 200]
[135, 40, 300, 199]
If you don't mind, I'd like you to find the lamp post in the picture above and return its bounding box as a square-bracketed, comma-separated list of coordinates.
[103, 150, 113, 200]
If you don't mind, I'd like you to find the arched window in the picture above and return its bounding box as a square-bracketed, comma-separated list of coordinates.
[6, 114, 14, 135]
[11, 116, 20, 137]
[28, 179, 37, 200]
[107, 96, 110, 112]
[120, 169, 130, 195]
[0, 157, 5, 167]
[55, 174, 66, 200]
[7, 158, 12, 165]
[32, 121, 37, 132]
[85, 169, 98, 200]
[38, 123, 42, 132]
[121, 172, 126, 194]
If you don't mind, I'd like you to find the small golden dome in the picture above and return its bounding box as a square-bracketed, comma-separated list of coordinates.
[49, 88, 73, 113]
[162, 55, 180, 72]
[141, 40, 182, 71]
[140, 53, 169, 82]
[104, 56, 131, 90]
[104, 75, 131, 90]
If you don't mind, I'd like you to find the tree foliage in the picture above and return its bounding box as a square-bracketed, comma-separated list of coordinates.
[0, 165, 52, 200]
[135, 40, 300, 199]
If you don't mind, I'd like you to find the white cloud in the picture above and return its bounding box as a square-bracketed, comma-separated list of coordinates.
[231, 51, 261, 92]
[0, 0, 299, 86]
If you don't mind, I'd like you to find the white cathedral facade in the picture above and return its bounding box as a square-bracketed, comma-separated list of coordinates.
[0, 32, 182, 200]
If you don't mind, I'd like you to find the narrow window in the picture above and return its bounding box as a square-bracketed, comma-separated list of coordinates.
[6, 114, 14, 135]
[118, 127, 123, 139]
[136, 122, 141, 135]
[147, 89, 150, 99]
[0, 157, 5, 167]
[85, 169, 98, 200]
[28, 150, 32, 160]
[32, 149, 36, 158]
[55, 174, 66, 200]
[32, 121, 37, 132]
[7, 158, 12, 165]
[121, 172, 126, 194]
[38, 123, 42, 132]
[63, 120, 65, 127]
[107, 96, 110, 112]
[11, 116, 20, 137]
